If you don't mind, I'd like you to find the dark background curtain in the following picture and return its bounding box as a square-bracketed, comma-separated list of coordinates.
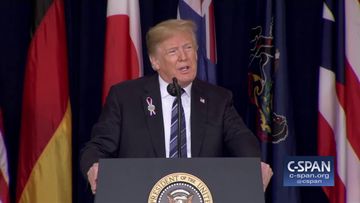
[0, 0, 327, 202]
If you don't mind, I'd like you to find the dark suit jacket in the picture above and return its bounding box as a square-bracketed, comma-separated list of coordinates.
[80, 74, 260, 176]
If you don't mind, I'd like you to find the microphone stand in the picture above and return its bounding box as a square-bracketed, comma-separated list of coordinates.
[174, 78, 183, 158]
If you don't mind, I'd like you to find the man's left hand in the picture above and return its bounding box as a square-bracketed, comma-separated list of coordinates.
[261, 162, 273, 191]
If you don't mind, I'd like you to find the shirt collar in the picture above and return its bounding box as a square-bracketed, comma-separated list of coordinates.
[158, 75, 192, 98]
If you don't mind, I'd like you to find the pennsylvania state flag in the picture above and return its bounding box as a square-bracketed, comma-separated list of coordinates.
[248, 0, 299, 202]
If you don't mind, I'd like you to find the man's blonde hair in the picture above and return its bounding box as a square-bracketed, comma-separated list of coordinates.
[146, 19, 198, 56]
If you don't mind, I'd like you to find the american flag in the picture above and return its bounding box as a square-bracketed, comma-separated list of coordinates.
[0, 108, 9, 203]
[177, 0, 217, 84]
[318, 0, 360, 202]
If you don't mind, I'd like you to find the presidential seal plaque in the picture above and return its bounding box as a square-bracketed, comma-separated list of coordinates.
[148, 172, 213, 203]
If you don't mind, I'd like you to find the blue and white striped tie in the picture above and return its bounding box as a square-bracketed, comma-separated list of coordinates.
[169, 92, 187, 158]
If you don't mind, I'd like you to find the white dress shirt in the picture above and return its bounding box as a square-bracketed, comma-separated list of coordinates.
[159, 76, 192, 158]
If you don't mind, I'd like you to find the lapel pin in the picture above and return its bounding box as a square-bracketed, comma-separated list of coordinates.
[146, 97, 156, 116]
[200, 97, 205, 104]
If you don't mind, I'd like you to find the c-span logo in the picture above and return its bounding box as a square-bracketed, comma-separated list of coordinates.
[148, 172, 213, 203]
[284, 156, 334, 186]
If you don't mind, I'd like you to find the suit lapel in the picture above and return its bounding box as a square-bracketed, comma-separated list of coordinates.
[142, 74, 165, 157]
[191, 80, 207, 157]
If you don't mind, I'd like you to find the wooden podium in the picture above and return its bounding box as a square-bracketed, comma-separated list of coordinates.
[95, 158, 265, 203]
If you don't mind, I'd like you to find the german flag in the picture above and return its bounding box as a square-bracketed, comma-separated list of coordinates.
[16, 0, 72, 202]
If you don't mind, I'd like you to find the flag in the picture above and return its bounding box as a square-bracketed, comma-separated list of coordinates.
[248, 0, 299, 202]
[16, 0, 72, 202]
[102, 0, 143, 103]
[178, 0, 217, 84]
[0, 109, 9, 203]
[318, 0, 360, 202]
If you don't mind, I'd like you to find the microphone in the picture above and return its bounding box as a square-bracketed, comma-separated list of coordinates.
[167, 77, 183, 158]
[167, 78, 177, 96]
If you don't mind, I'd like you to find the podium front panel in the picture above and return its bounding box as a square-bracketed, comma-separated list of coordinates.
[95, 157, 264, 203]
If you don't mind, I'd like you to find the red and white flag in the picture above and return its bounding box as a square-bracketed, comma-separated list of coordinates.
[318, 0, 360, 202]
[0, 109, 9, 203]
[102, 0, 143, 103]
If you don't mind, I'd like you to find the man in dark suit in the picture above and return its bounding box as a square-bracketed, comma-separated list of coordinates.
[80, 19, 272, 194]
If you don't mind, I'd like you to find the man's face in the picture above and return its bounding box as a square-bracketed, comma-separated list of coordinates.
[150, 32, 198, 87]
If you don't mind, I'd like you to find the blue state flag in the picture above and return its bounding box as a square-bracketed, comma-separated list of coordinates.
[248, 0, 300, 202]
